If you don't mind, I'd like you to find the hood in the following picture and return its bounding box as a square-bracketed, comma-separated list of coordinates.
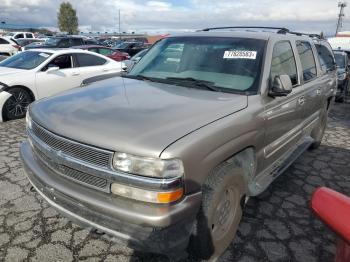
[30, 77, 248, 157]
[0, 67, 27, 77]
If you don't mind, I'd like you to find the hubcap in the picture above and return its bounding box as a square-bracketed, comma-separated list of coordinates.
[5, 91, 30, 117]
[211, 187, 238, 241]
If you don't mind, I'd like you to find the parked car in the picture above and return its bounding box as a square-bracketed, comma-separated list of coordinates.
[20, 27, 336, 260]
[124, 49, 148, 71]
[0, 37, 20, 56]
[0, 49, 124, 121]
[114, 41, 150, 56]
[15, 38, 46, 50]
[24, 36, 85, 50]
[0, 55, 7, 62]
[311, 187, 350, 262]
[72, 45, 130, 61]
[6, 32, 35, 40]
[333, 50, 349, 102]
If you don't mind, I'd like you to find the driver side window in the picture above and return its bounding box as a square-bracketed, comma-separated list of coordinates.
[44, 54, 73, 71]
[270, 41, 298, 86]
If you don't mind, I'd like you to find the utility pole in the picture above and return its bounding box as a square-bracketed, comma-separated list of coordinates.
[118, 9, 121, 40]
[336, 2, 347, 36]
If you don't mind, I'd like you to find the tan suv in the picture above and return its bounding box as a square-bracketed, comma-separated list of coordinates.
[20, 27, 337, 260]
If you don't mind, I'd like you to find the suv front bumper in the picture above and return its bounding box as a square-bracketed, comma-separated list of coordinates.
[20, 141, 201, 255]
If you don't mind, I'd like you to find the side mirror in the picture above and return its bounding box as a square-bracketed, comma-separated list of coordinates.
[269, 75, 293, 97]
[46, 66, 59, 73]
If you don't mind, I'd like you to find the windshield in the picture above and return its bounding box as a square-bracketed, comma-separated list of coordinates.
[128, 37, 266, 93]
[116, 42, 131, 49]
[334, 53, 346, 68]
[46, 38, 61, 46]
[0, 51, 52, 70]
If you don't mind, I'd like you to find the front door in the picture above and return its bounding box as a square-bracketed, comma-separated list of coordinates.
[263, 40, 305, 169]
[35, 54, 82, 98]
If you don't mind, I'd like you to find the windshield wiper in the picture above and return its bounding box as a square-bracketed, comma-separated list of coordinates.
[122, 74, 158, 82]
[165, 77, 221, 92]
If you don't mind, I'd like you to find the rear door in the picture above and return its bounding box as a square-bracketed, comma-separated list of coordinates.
[35, 53, 81, 98]
[263, 40, 305, 164]
[74, 53, 117, 81]
[296, 41, 332, 135]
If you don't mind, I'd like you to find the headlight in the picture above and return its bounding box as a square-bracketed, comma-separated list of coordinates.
[26, 111, 32, 130]
[338, 73, 347, 81]
[112, 152, 184, 178]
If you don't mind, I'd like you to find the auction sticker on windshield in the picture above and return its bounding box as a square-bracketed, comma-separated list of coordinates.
[223, 50, 257, 59]
[39, 53, 50, 58]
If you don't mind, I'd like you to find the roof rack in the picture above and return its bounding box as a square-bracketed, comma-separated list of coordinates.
[201, 26, 290, 34]
[201, 26, 324, 39]
[288, 31, 323, 39]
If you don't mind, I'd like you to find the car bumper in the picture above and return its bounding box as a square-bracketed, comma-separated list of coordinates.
[20, 141, 201, 254]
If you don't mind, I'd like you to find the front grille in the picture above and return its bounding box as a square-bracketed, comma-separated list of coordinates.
[33, 144, 109, 191]
[31, 121, 112, 169]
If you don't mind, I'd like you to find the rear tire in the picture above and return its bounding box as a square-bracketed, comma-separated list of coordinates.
[3, 87, 32, 121]
[188, 164, 246, 260]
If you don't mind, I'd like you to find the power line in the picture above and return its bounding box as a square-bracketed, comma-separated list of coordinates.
[336, 1, 347, 36]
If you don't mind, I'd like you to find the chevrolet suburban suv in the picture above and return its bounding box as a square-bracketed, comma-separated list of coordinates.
[20, 27, 337, 260]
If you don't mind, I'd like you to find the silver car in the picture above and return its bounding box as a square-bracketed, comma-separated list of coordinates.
[20, 27, 336, 260]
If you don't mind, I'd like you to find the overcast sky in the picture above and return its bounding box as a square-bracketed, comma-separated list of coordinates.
[0, 0, 347, 35]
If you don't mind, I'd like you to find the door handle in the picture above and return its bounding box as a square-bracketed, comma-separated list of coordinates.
[316, 88, 321, 95]
[298, 96, 305, 105]
[102, 68, 109, 72]
[72, 72, 80, 76]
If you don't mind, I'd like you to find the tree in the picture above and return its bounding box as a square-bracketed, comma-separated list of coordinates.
[57, 2, 79, 34]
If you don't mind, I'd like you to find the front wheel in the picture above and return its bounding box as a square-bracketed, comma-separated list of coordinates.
[3, 87, 32, 121]
[188, 164, 246, 260]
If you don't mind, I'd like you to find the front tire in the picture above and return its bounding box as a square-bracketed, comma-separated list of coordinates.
[3, 87, 32, 121]
[189, 164, 246, 260]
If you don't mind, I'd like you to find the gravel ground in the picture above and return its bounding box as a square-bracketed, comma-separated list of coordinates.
[0, 101, 349, 262]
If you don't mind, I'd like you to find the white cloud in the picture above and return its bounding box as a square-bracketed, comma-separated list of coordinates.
[0, 0, 345, 35]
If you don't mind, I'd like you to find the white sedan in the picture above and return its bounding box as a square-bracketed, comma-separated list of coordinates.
[0, 49, 125, 121]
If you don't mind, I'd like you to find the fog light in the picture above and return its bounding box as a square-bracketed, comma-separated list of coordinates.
[111, 183, 183, 204]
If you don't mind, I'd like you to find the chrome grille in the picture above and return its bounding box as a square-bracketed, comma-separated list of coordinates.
[33, 144, 109, 191]
[31, 121, 112, 168]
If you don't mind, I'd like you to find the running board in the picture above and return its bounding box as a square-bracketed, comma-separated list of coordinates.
[272, 137, 313, 178]
[249, 137, 313, 196]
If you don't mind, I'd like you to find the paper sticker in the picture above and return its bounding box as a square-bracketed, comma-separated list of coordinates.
[223, 50, 257, 59]
[39, 53, 49, 58]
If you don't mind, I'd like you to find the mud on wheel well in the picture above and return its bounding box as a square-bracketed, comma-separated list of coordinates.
[223, 147, 257, 195]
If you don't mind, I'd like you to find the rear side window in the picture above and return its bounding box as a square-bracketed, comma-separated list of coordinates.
[98, 48, 114, 56]
[71, 38, 84, 46]
[296, 41, 317, 82]
[26, 33, 33, 39]
[315, 44, 335, 72]
[58, 39, 70, 48]
[0, 38, 9, 44]
[75, 53, 106, 67]
[270, 41, 298, 86]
